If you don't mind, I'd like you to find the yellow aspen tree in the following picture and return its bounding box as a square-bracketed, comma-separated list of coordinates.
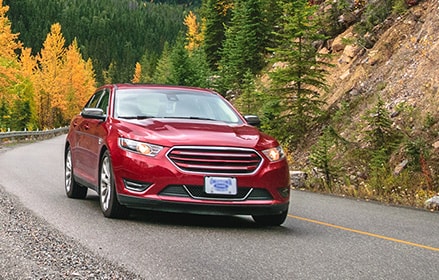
[0, 0, 22, 130]
[36, 23, 67, 128]
[0, 59, 17, 88]
[0, 57, 18, 89]
[183, 11, 203, 52]
[16, 47, 38, 130]
[0, 0, 21, 60]
[19, 47, 37, 77]
[0, 0, 21, 88]
[63, 38, 96, 119]
[132, 62, 141, 83]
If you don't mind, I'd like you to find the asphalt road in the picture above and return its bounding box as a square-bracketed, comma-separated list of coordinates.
[0, 135, 438, 279]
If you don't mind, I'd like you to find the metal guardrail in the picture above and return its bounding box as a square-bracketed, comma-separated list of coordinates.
[0, 127, 69, 144]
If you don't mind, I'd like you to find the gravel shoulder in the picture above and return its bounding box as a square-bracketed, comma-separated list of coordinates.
[0, 185, 142, 280]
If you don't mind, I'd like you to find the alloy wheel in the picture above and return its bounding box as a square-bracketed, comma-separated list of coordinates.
[65, 150, 73, 193]
[100, 155, 112, 211]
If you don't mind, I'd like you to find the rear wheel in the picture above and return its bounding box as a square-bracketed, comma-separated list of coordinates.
[99, 150, 129, 218]
[65, 147, 87, 199]
[252, 210, 288, 226]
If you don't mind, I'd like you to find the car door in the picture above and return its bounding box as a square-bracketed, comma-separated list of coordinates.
[74, 89, 109, 187]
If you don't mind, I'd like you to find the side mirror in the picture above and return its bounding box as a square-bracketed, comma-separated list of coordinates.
[244, 115, 261, 127]
[81, 108, 106, 120]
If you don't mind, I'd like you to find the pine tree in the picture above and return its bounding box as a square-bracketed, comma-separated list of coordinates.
[139, 49, 159, 83]
[201, 0, 232, 71]
[169, 34, 193, 86]
[153, 42, 173, 84]
[217, 0, 267, 94]
[363, 96, 400, 168]
[309, 126, 338, 189]
[103, 61, 117, 85]
[259, 0, 283, 50]
[234, 70, 257, 115]
[364, 97, 394, 150]
[187, 46, 211, 88]
[267, 0, 331, 147]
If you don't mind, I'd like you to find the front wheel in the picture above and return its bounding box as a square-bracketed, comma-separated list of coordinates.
[252, 210, 288, 226]
[99, 150, 129, 218]
[65, 147, 87, 199]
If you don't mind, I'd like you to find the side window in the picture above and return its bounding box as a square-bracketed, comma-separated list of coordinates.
[97, 90, 110, 114]
[85, 90, 104, 109]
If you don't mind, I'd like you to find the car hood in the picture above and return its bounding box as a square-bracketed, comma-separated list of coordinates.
[114, 118, 278, 149]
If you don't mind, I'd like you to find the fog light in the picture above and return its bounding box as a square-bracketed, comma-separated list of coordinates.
[123, 179, 152, 192]
[278, 187, 290, 198]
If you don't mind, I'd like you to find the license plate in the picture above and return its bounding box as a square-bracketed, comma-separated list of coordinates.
[205, 176, 237, 195]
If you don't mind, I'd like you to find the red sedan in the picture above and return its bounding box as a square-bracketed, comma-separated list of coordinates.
[64, 84, 290, 225]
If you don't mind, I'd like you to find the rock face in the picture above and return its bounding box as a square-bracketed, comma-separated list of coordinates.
[425, 196, 439, 211]
[296, 1, 439, 192]
[290, 171, 308, 188]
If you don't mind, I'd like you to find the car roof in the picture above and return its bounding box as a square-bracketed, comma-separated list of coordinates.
[101, 84, 218, 95]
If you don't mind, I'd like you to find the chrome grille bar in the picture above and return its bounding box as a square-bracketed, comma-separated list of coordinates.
[167, 146, 262, 174]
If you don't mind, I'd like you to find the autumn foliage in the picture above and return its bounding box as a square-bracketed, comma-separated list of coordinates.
[184, 11, 204, 52]
[132, 62, 142, 84]
[0, 1, 96, 131]
[0, 0, 22, 127]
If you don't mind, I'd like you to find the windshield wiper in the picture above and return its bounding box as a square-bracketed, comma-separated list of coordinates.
[118, 115, 155, 119]
[163, 116, 217, 121]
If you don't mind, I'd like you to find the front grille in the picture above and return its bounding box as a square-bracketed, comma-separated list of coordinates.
[159, 185, 273, 201]
[167, 147, 262, 174]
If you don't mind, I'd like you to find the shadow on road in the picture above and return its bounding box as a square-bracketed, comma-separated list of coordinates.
[83, 194, 293, 232]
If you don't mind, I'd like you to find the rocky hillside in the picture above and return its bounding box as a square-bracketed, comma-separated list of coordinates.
[324, 0, 438, 124]
[293, 0, 439, 208]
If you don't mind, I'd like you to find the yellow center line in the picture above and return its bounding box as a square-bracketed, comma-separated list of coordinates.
[288, 214, 439, 252]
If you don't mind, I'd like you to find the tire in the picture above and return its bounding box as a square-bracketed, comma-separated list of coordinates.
[65, 147, 87, 199]
[252, 210, 288, 226]
[99, 150, 129, 218]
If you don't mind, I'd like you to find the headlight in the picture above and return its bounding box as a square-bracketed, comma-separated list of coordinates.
[262, 146, 285, 162]
[119, 138, 163, 157]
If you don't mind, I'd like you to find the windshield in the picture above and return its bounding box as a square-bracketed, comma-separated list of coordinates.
[114, 88, 243, 124]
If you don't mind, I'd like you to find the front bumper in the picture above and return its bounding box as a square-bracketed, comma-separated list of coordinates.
[118, 194, 289, 216]
[111, 145, 291, 216]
